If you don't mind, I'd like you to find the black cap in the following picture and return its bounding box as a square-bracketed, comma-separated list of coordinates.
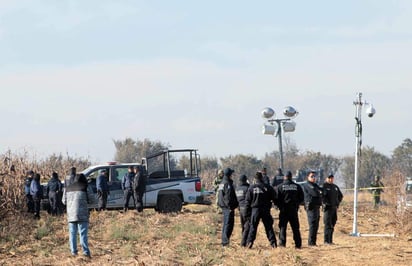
[327, 173, 334, 178]
[286, 171, 292, 178]
[27, 170, 34, 175]
[224, 168, 234, 176]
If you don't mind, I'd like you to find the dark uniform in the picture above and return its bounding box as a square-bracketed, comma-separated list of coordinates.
[261, 167, 270, 186]
[322, 174, 343, 244]
[133, 167, 146, 212]
[30, 173, 42, 219]
[47, 172, 62, 215]
[271, 168, 284, 188]
[276, 171, 304, 248]
[370, 175, 384, 208]
[235, 174, 250, 247]
[302, 172, 322, 246]
[122, 167, 135, 211]
[217, 168, 238, 247]
[24, 170, 34, 213]
[245, 172, 277, 248]
[96, 170, 110, 211]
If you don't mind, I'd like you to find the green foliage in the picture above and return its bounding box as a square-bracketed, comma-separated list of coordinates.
[35, 225, 49, 240]
[220, 154, 262, 180]
[113, 138, 170, 163]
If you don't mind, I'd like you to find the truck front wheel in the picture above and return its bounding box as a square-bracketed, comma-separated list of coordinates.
[157, 194, 182, 213]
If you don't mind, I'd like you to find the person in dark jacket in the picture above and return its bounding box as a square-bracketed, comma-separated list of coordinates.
[261, 167, 270, 185]
[63, 173, 96, 258]
[322, 174, 343, 245]
[133, 166, 146, 212]
[24, 170, 35, 213]
[96, 169, 110, 211]
[217, 167, 238, 247]
[370, 175, 384, 208]
[47, 172, 62, 216]
[276, 171, 304, 248]
[122, 166, 135, 212]
[302, 171, 322, 246]
[245, 171, 277, 249]
[235, 174, 250, 247]
[30, 173, 42, 219]
[271, 168, 284, 188]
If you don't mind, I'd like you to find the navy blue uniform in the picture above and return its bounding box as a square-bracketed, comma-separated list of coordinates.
[133, 170, 146, 212]
[235, 177, 250, 247]
[122, 172, 135, 211]
[24, 175, 34, 213]
[322, 182, 343, 244]
[96, 173, 110, 211]
[245, 179, 277, 248]
[302, 181, 322, 246]
[218, 175, 238, 246]
[47, 174, 62, 215]
[277, 178, 304, 248]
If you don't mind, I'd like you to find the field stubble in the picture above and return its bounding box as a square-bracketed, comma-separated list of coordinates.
[0, 192, 411, 266]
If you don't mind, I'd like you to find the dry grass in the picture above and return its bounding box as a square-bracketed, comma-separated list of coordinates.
[1, 191, 411, 266]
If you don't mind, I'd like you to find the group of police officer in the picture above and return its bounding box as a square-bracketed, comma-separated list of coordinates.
[216, 167, 343, 248]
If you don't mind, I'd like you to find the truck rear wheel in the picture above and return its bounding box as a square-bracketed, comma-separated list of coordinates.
[157, 194, 182, 213]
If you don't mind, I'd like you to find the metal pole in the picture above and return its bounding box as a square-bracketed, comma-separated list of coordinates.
[351, 92, 362, 236]
[276, 120, 284, 170]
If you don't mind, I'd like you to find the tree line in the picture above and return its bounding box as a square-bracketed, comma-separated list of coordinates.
[113, 137, 412, 190]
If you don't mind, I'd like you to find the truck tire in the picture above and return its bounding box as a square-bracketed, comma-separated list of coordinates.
[157, 194, 182, 213]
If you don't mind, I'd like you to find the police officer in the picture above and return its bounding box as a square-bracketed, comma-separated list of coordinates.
[245, 172, 277, 249]
[271, 168, 284, 188]
[235, 174, 250, 247]
[122, 166, 135, 212]
[217, 167, 238, 247]
[30, 173, 42, 219]
[302, 171, 322, 246]
[24, 170, 35, 213]
[370, 175, 384, 208]
[276, 171, 304, 248]
[96, 169, 110, 211]
[261, 167, 270, 185]
[47, 172, 62, 215]
[322, 174, 343, 245]
[133, 166, 146, 213]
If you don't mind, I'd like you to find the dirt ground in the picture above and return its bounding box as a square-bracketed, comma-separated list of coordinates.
[0, 192, 411, 265]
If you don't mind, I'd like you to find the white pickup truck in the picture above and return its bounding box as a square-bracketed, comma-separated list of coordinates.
[84, 149, 205, 213]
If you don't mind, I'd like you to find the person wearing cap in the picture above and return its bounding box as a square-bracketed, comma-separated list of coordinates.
[302, 171, 322, 246]
[213, 169, 225, 212]
[235, 174, 250, 247]
[245, 171, 277, 249]
[322, 173, 343, 245]
[122, 166, 135, 212]
[47, 172, 63, 216]
[370, 175, 384, 208]
[96, 169, 110, 211]
[24, 170, 35, 213]
[217, 167, 238, 247]
[276, 170, 304, 248]
[271, 168, 284, 188]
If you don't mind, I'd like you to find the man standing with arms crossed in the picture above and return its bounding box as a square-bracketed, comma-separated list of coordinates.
[302, 171, 322, 246]
[322, 173, 343, 245]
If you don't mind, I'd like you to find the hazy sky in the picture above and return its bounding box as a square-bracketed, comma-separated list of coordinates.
[0, 1, 411, 163]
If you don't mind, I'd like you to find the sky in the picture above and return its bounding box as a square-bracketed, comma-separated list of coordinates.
[0, 1, 411, 163]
